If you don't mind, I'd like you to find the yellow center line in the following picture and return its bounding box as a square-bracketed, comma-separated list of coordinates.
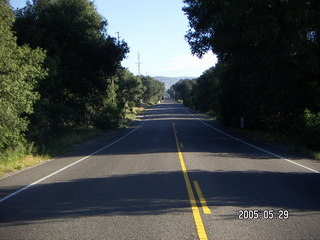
[172, 122, 208, 240]
[193, 181, 212, 214]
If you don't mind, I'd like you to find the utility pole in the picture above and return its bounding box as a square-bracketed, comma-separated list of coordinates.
[136, 52, 142, 75]
[116, 32, 120, 45]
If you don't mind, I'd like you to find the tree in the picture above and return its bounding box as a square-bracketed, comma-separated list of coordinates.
[116, 69, 145, 110]
[190, 65, 222, 114]
[141, 76, 165, 104]
[14, 0, 129, 140]
[0, 0, 46, 151]
[170, 79, 196, 108]
[183, 0, 320, 131]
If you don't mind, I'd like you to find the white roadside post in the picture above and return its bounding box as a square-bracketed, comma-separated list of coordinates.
[240, 117, 244, 129]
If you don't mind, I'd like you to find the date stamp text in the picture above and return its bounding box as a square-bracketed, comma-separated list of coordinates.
[238, 209, 289, 220]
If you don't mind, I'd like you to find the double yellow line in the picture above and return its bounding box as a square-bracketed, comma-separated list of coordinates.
[172, 122, 211, 240]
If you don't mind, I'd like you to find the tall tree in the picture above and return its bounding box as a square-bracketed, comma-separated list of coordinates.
[116, 69, 145, 110]
[0, 0, 46, 151]
[14, 0, 128, 139]
[183, 0, 320, 131]
[141, 76, 165, 104]
[171, 79, 196, 108]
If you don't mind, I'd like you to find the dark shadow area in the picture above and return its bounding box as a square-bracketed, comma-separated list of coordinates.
[1, 100, 319, 231]
[56, 101, 309, 162]
[1, 170, 320, 226]
[142, 113, 208, 121]
[138, 102, 208, 121]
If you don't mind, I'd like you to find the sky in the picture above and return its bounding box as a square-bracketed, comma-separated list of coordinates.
[9, 0, 217, 77]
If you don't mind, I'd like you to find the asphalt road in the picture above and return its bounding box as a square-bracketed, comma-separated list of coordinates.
[1, 99, 320, 239]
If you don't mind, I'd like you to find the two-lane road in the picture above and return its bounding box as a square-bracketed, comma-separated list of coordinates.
[1, 100, 320, 239]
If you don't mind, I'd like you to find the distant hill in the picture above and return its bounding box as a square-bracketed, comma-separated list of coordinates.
[153, 76, 195, 89]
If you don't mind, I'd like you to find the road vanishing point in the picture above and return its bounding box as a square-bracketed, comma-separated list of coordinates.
[1, 100, 320, 239]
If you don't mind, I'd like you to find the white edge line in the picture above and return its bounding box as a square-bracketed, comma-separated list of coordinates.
[0, 112, 152, 204]
[178, 104, 319, 174]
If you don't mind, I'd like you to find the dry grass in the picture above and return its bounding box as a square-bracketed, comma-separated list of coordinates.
[0, 154, 49, 178]
[0, 128, 102, 178]
[0, 108, 146, 178]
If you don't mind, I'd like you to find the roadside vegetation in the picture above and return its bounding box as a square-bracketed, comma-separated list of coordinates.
[170, 0, 320, 157]
[0, 0, 165, 177]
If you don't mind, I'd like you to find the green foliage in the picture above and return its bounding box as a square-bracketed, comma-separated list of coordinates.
[8, 0, 165, 151]
[170, 79, 196, 108]
[299, 110, 320, 150]
[13, 0, 129, 140]
[0, 0, 174, 175]
[182, 0, 320, 150]
[116, 68, 145, 109]
[0, 0, 46, 151]
[140, 76, 165, 104]
[94, 102, 122, 130]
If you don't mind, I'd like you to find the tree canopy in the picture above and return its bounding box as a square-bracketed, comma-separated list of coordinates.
[141, 76, 165, 104]
[178, 0, 320, 149]
[14, 0, 129, 135]
[0, 0, 46, 151]
[0, 0, 166, 156]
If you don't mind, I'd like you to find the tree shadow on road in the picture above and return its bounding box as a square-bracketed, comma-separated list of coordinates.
[1, 101, 319, 227]
[1, 170, 320, 226]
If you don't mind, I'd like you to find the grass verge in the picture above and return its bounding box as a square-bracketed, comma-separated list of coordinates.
[239, 128, 320, 160]
[220, 124, 320, 161]
[0, 151, 46, 178]
[120, 107, 144, 127]
[0, 128, 103, 179]
[0, 107, 146, 178]
[205, 108, 320, 160]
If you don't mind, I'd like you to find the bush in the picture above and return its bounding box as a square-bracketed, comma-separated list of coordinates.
[300, 109, 320, 150]
[0, 0, 46, 152]
[94, 103, 122, 130]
